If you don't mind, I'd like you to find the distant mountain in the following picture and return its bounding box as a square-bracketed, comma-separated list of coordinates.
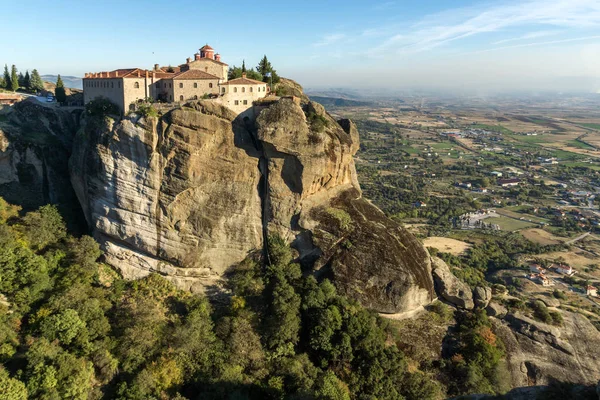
[308, 95, 371, 107]
[41, 75, 82, 90]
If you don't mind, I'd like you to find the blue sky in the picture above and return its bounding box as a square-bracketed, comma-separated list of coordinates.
[3, 0, 600, 92]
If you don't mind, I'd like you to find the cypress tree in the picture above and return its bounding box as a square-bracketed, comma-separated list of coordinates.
[3, 65, 11, 90]
[55, 74, 66, 103]
[10, 65, 18, 92]
[17, 72, 24, 87]
[241, 60, 246, 73]
[24, 70, 30, 90]
[30, 69, 44, 92]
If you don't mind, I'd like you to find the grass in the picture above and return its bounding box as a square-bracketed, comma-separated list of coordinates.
[566, 140, 595, 150]
[508, 134, 549, 144]
[562, 161, 600, 171]
[580, 123, 600, 130]
[471, 123, 513, 134]
[485, 216, 537, 231]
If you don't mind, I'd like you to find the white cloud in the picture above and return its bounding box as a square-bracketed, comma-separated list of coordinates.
[473, 35, 600, 54]
[368, 0, 600, 55]
[492, 30, 562, 45]
[313, 33, 346, 47]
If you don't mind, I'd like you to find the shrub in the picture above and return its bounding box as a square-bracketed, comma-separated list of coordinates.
[325, 207, 353, 231]
[135, 101, 158, 118]
[85, 97, 120, 117]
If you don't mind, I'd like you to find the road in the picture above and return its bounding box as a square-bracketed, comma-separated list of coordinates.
[565, 231, 591, 245]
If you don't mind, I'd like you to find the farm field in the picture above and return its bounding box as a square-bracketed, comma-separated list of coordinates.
[422, 237, 472, 255]
[485, 216, 537, 231]
[520, 228, 565, 245]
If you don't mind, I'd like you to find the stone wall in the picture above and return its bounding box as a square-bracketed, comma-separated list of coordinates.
[83, 78, 125, 112]
[172, 79, 220, 101]
[219, 83, 269, 114]
[185, 58, 228, 80]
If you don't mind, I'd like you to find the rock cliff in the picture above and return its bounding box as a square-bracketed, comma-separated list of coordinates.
[70, 93, 435, 313]
[0, 99, 82, 215]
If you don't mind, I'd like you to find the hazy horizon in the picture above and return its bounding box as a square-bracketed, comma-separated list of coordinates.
[3, 0, 600, 94]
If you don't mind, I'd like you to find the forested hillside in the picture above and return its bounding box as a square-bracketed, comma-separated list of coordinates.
[0, 198, 447, 400]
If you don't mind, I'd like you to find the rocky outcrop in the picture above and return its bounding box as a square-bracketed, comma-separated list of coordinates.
[256, 99, 434, 313]
[69, 93, 435, 313]
[493, 310, 600, 387]
[473, 286, 492, 309]
[0, 99, 81, 213]
[485, 301, 507, 318]
[71, 102, 263, 291]
[431, 257, 474, 309]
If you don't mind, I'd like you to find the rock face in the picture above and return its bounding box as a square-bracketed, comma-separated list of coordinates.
[431, 257, 474, 309]
[0, 99, 82, 213]
[485, 301, 507, 318]
[70, 94, 435, 312]
[493, 310, 600, 387]
[473, 286, 492, 309]
[71, 102, 263, 291]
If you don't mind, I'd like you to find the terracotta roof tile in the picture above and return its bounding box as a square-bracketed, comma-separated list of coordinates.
[222, 77, 266, 85]
[200, 44, 214, 51]
[171, 70, 220, 80]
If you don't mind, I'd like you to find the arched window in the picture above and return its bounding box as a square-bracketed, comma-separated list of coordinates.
[194, 83, 198, 88]
[242, 87, 245, 93]
[234, 87, 237, 93]
[134, 82, 140, 89]
[221, 87, 225, 93]
[250, 87, 253, 92]
[179, 83, 183, 88]
[209, 83, 213, 88]
[193, 95, 198, 100]
[179, 95, 184, 101]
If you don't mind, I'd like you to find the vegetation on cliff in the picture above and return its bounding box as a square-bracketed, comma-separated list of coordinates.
[0, 198, 447, 399]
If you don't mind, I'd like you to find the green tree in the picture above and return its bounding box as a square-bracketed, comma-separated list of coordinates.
[10, 65, 18, 92]
[55, 74, 66, 103]
[20, 204, 67, 251]
[17, 72, 24, 87]
[23, 70, 30, 90]
[241, 59, 246, 73]
[0, 366, 28, 400]
[29, 69, 44, 92]
[256, 55, 280, 84]
[2, 65, 10, 90]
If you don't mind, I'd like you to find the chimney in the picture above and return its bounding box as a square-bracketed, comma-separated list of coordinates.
[242, 72, 247, 79]
[186, 57, 192, 63]
[152, 72, 156, 79]
[137, 70, 140, 77]
[195, 53, 201, 61]
[115, 71, 119, 77]
[154, 64, 159, 71]
[215, 54, 221, 62]
[145, 70, 149, 78]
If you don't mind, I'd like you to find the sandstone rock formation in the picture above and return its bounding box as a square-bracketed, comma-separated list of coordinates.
[485, 301, 507, 318]
[0, 99, 81, 212]
[493, 310, 600, 387]
[431, 257, 474, 309]
[71, 102, 263, 291]
[473, 286, 492, 309]
[70, 94, 435, 313]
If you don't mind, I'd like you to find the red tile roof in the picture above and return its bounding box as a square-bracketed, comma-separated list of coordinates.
[222, 77, 266, 85]
[84, 68, 175, 79]
[200, 44, 214, 51]
[171, 70, 220, 80]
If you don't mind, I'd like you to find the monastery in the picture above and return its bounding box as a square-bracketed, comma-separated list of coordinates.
[83, 45, 269, 114]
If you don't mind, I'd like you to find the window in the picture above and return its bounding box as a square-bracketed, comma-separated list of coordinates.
[209, 83, 213, 88]
[243, 100, 248, 105]
[134, 82, 140, 89]
[234, 87, 237, 93]
[194, 83, 198, 88]
[169, 83, 172, 88]
[193, 95, 198, 100]
[180, 95, 184, 101]
[234, 100, 239, 105]
[179, 83, 183, 88]
[170, 95, 173, 101]
[111, 82, 114, 88]
[221, 87, 225, 93]
[250, 87, 253, 92]
[242, 87, 245, 93]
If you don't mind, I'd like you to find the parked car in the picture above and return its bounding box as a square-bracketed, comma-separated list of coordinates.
[46, 95, 54, 102]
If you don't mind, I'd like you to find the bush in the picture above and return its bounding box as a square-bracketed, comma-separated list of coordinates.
[135, 101, 158, 118]
[85, 97, 120, 117]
